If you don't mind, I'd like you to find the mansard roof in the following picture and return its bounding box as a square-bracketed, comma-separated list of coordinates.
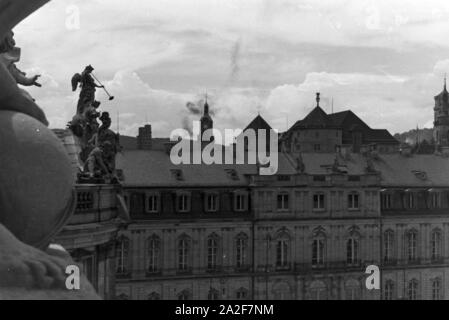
[373, 154, 449, 187]
[116, 149, 296, 187]
[116, 149, 449, 188]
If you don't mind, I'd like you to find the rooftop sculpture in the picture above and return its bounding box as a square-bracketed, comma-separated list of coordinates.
[69, 66, 120, 184]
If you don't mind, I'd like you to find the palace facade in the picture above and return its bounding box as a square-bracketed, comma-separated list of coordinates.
[59, 85, 449, 300]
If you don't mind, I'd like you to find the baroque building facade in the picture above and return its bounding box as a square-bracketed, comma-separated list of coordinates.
[109, 90, 449, 300]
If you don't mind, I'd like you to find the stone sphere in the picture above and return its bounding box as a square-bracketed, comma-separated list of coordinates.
[0, 111, 75, 248]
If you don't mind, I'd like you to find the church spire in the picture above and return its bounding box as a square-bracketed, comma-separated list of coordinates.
[204, 93, 209, 115]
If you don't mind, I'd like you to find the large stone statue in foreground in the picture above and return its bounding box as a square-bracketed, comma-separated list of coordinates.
[0, 0, 98, 299]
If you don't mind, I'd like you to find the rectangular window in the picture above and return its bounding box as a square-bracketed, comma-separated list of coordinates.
[347, 193, 359, 210]
[408, 280, 418, 300]
[384, 281, 394, 300]
[312, 239, 325, 266]
[234, 193, 246, 212]
[177, 194, 190, 213]
[432, 279, 441, 300]
[276, 239, 289, 268]
[314, 144, 321, 152]
[207, 238, 218, 270]
[431, 232, 441, 260]
[116, 239, 129, 274]
[146, 194, 159, 213]
[178, 239, 189, 271]
[277, 193, 289, 211]
[147, 239, 160, 273]
[313, 194, 325, 211]
[381, 193, 392, 210]
[236, 289, 247, 300]
[236, 238, 247, 268]
[407, 232, 417, 261]
[205, 193, 219, 212]
[384, 232, 394, 263]
[346, 238, 359, 265]
[430, 192, 440, 209]
[404, 193, 415, 209]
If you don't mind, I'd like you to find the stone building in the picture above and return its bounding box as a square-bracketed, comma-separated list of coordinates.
[111, 91, 449, 300]
[280, 93, 399, 154]
[434, 80, 449, 149]
[53, 129, 126, 300]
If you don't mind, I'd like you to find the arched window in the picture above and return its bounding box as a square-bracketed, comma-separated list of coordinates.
[275, 232, 290, 269]
[383, 230, 395, 263]
[345, 279, 360, 300]
[406, 230, 418, 261]
[235, 233, 248, 268]
[346, 238, 359, 265]
[148, 292, 161, 300]
[178, 235, 191, 271]
[432, 278, 442, 300]
[312, 231, 326, 267]
[208, 288, 220, 300]
[178, 289, 191, 300]
[273, 282, 292, 300]
[309, 280, 327, 300]
[236, 287, 249, 300]
[384, 280, 395, 300]
[407, 279, 419, 300]
[116, 293, 129, 300]
[207, 234, 220, 271]
[147, 235, 161, 273]
[116, 236, 130, 275]
[431, 229, 442, 261]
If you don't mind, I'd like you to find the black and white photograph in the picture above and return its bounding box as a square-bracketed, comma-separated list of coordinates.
[1, 0, 449, 307]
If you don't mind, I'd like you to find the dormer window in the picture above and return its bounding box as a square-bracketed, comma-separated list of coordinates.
[277, 193, 290, 211]
[403, 192, 415, 209]
[234, 192, 248, 212]
[412, 170, 427, 181]
[146, 193, 159, 213]
[177, 193, 191, 213]
[347, 192, 360, 210]
[313, 193, 326, 211]
[205, 193, 219, 212]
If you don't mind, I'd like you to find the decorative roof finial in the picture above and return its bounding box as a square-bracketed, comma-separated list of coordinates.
[316, 92, 320, 107]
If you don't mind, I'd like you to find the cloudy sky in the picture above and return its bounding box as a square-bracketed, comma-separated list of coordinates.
[13, 0, 449, 137]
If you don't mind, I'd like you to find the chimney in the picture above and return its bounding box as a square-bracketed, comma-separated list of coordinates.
[137, 125, 152, 150]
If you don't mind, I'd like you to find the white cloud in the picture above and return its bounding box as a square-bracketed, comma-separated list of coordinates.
[10, 0, 449, 138]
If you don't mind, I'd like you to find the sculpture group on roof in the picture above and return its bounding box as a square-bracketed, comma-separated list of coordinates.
[69, 65, 120, 184]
